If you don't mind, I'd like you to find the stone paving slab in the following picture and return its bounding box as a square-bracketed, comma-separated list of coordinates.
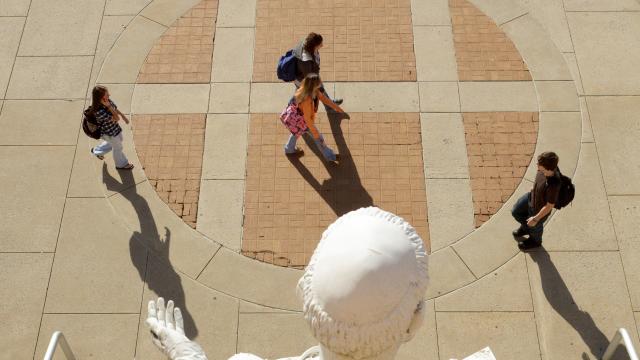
[88, 16, 135, 92]
[567, 12, 640, 95]
[413, 26, 458, 82]
[526, 251, 639, 360]
[0, 0, 30, 16]
[563, 0, 640, 11]
[562, 52, 585, 96]
[0, 100, 83, 145]
[237, 312, 316, 359]
[0, 253, 52, 360]
[136, 254, 239, 360]
[105, 0, 152, 15]
[98, 16, 167, 84]
[140, 0, 202, 27]
[452, 179, 531, 277]
[418, 82, 460, 113]
[18, 0, 103, 56]
[396, 300, 439, 360]
[467, 0, 527, 26]
[197, 247, 302, 311]
[584, 96, 640, 195]
[427, 178, 475, 251]
[501, 14, 573, 81]
[436, 253, 533, 312]
[211, 27, 255, 82]
[44, 198, 147, 313]
[524, 112, 581, 182]
[459, 81, 538, 112]
[426, 246, 476, 299]
[132, 84, 210, 114]
[579, 97, 594, 144]
[209, 82, 250, 113]
[0, 17, 23, 99]
[543, 143, 618, 251]
[35, 314, 139, 360]
[216, 0, 256, 27]
[7, 56, 93, 99]
[68, 133, 110, 198]
[609, 196, 640, 311]
[196, 179, 244, 251]
[535, 81, 580, 112]
[436, 312, 541, 360]
[517, 0, 573, 53]
[107, 179, 220, 277]
[202, 114, 248, 179]
[332, 82, 420, 112]
[411, 0, 450, 26]
[0, 146, 74, 252]
[421, 113, 469, 179]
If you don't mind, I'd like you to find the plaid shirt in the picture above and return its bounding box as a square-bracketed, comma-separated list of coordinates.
[95, 99, 122, 137]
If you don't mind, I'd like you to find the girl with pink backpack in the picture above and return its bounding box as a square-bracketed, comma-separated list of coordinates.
[281, 73, 345, 162]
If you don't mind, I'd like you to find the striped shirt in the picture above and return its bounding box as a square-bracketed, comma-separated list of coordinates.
[95, 100, 122, 137]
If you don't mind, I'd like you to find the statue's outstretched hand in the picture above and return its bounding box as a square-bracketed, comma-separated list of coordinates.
[146, 297, 208, 360]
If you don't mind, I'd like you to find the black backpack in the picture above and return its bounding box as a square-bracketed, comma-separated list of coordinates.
[82, 107, 101, 140]
[554, 168, 575, 209]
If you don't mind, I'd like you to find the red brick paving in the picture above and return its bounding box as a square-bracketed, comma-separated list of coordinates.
[253, 0, 416, 82]
[137, 0, 218, 84]
[131, 114, 206, 228]
[242, 112, 429, 268]
[449, 0, 532, 81]
[462, 112, 538, 227]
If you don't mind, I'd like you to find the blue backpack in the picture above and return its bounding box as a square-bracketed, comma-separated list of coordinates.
[277, 49, 297, 82]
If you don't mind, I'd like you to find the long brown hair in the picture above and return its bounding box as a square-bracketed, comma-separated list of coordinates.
[303, 32, 323, 55]
[91, 85, 108, 113]
[295, 73, 322, 104]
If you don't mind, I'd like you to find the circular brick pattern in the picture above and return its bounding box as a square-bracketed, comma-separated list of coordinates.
[129, 0, 540, 268]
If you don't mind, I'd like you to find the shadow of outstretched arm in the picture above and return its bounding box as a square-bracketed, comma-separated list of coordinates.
[103, 164, 198, 338]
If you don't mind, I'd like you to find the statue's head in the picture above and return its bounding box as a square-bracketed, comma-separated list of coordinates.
[297, 207, 429, 360]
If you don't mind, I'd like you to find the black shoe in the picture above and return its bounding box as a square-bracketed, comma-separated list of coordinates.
[332, 98, 343, 105]
[512, 227, 529, 237]
[518, 240, 542, 251]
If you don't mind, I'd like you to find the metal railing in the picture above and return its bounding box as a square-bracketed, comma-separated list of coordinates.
[43, 331, 76, 360]
[602, 328, 638, 360]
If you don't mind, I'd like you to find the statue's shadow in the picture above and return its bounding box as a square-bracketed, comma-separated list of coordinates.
[102, 164, 198, 338]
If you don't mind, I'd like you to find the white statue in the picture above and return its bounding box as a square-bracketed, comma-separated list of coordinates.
[147, 207, 429, 360]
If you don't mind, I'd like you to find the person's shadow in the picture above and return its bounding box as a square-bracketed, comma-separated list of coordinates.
[287, 108, 373, 216]
[530, 248, 627, 359]
[102, 164, 198, 339]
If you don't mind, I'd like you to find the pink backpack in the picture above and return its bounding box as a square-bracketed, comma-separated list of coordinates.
[280, 100, 308, 137]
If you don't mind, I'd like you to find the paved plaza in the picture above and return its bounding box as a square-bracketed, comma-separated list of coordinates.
[1, 0, 640, 358]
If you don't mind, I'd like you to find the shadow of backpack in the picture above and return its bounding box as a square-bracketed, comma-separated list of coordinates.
[554, 168, 575, 209]
[82, 107, 102, 140]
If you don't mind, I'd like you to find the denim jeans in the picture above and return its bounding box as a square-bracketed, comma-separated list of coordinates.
[511, 192, 548, 242]
[92, 132, 129, 168]
[284, 131, 336, 161]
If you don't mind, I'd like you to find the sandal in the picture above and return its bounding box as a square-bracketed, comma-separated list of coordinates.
[90, 147, 104, 160]
[116, 163, 135, 170]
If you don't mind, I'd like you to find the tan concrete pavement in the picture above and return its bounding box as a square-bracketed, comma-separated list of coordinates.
[2, 0, 640, 359]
